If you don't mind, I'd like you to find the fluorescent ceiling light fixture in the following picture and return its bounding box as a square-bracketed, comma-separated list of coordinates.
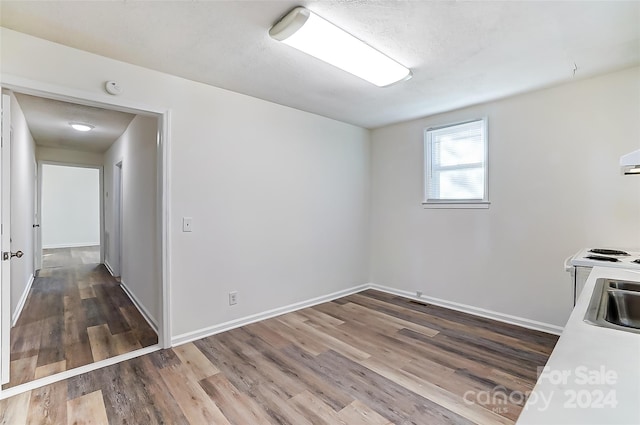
[269, 7, 412, 87]
[70, 122, 94, 132]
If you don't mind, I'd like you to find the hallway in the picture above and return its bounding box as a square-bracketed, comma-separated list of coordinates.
[3, 257, 158, 389]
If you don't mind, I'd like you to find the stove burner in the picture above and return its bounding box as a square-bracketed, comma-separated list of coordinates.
[589, 248, 629, 256]
[633, 259, 640, 264]
[585, 255, 620, 262]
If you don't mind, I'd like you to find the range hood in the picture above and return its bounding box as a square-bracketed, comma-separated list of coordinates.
[620, 149, 640, 175]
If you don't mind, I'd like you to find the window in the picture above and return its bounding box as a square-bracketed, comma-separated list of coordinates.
[424, 118, 489, 208]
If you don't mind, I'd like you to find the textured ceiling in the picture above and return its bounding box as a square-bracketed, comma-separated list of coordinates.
[1, 1, 639, 129]
[15, 93, 136, 153]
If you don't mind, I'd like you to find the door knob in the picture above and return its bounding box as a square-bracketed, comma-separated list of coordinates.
[2, 251, 24, 260]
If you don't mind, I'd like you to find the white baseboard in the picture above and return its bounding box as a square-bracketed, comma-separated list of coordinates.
[120, 280, 158, 333]
[369, 283, 564, 335]
[103, 260, 116, 277]
[42, 242, 100, 249]
[171, 281, 562, 347]
[11, 274, 35, 327]
[171, 284, 370, 347]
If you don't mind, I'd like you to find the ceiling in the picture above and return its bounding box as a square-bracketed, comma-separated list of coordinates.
[1, 1, 639, 129]
[14, 93, 136, 153]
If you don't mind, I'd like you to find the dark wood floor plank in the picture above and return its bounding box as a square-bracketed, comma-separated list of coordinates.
[362, 355, 514, 425]
[199, 373, 273, 425]
[99, 356, 190, 425]
[288, 390, 348, 425]
[242, 320, 291, 349]
[63, 294, 94, 370]
[348, 291, 556, 358]
[35, 315, 65, 367]
[338, 399, 392, 425]
[399, 328, 539, 381]
[135, 356, 194, 425]
[359, 291, 557, 348]
[286, 345, 474, 425]
[147, 347, 181, 370]
[92, 283, 131, 335]
[200, 329, 306, 400]
[81, 297, 107, 329]
[120, 304, 158, 347]
[10, 321, 43, 361]
[242, 328, 355, 412]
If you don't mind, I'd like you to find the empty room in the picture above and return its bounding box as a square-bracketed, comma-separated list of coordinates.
[0, 1, 639, 425]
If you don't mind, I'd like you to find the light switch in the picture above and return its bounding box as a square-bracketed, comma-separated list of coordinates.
[182, 217, 193, 232]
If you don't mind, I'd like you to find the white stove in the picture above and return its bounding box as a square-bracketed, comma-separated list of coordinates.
[566, 247, 640, 305]
[568, 248, 640, 270]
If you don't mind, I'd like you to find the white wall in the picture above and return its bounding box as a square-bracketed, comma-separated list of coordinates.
[103, 115, 159, 325]
[0, 28, 372, 339]
[41, 164, 100, 249]
[370, 66, 640, 328]
[7, 91, 36, 317]
[36, 146, 103, 166]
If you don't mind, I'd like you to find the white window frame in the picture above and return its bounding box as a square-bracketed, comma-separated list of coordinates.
[423, 118, 490, 209]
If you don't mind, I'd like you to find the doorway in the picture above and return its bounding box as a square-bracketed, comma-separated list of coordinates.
[40, 164, 101, 269]
[0, 85, 169, 396]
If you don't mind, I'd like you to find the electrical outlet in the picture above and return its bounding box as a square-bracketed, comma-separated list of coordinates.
[182, 217, 193, 232]
[229, 291, 238, 305]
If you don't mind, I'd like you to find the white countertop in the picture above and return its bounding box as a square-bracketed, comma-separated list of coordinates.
[517, 267, 640, 425]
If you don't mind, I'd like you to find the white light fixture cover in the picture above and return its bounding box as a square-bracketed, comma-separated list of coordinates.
[270, 7, 412, 87]
[70, 122, 94, 132]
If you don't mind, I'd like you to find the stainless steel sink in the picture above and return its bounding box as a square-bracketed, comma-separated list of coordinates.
[608, 280, 640, 292]
[584, 278, 640, 334]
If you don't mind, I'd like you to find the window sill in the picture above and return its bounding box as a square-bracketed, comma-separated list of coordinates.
[422, 201, 491, 209]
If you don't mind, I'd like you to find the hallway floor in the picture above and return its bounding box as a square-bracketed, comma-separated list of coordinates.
[2, 261, 158, 390]
[42, 245, 100, 269]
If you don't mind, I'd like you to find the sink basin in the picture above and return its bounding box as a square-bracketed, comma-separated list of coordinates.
[605, 290, 640, 328]
[584, 278, 640, 334]
[608, 280, 640, 292]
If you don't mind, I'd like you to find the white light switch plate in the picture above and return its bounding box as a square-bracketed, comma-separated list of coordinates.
[182, 217, 193, 232]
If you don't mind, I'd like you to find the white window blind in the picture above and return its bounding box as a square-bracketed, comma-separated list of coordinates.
[424, 118, 488, 205]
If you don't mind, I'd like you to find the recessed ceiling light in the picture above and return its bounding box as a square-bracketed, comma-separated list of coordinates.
[70, 122, 94, 132]
[270, 7, 412, 87]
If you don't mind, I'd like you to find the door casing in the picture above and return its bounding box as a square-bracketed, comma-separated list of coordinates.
[0, 76, 172, 393]
[0, 93, 12, 385]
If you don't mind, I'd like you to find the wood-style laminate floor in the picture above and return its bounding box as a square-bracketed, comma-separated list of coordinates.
[2, 262, 158, 390]
[42, 246, 100, 269]
[0, 290, 558, 424]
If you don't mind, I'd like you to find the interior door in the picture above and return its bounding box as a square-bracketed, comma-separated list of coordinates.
[33, 161, 41, 271]
[1, 93, 12, 385]
[114, 161, 123, 276]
